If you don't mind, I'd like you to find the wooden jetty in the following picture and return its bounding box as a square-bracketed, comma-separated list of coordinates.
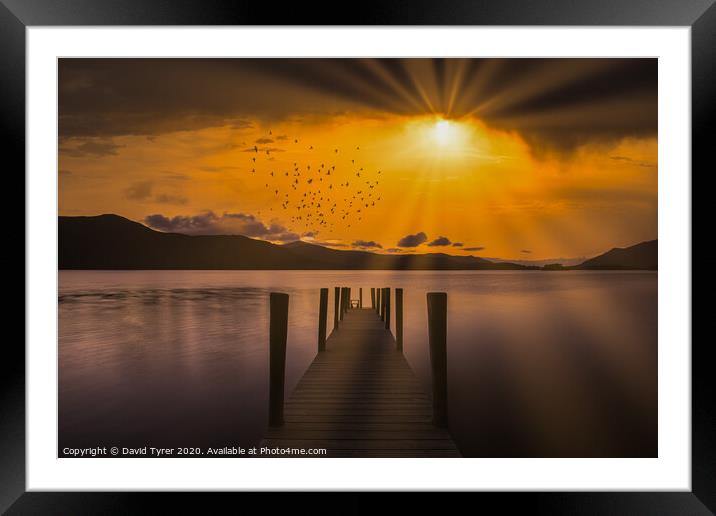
[261, 288, 461, 457]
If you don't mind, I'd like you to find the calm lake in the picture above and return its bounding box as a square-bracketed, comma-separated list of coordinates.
[59, 270, 657, 457]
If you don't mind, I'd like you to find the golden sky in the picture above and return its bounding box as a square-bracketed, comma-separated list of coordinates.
[58, 59, 657, 261]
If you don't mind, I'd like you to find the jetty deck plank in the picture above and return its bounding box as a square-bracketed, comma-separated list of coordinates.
[261, 308, 461, 457]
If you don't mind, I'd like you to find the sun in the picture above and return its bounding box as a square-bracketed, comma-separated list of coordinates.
[432, 119, 456, 146]
[392, 115, 480, 165]
[425, 117, 473, 155]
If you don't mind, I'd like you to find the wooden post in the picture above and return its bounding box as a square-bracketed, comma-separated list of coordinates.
[371, 287, 376, 309]
[427, 292, 448, 428]
[396, 288, 403, 351]
[333, 287, 340, 329]
[384, 288, 391, 330]
[318, 288, 328, 352]
[339, 288, 346, 320]
[376, 287, 380, 313]
[269, 292, 289, 426]
[359, 288, 363, 308]
[380, 287, 386, 321]
[348, 287, 352, 309]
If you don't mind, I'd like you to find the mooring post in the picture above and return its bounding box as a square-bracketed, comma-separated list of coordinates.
[359, 288, 363, 308]
[384, 287, 391, 330]
[318, 288, 328, 352]
[396, 288, 403, 351]
[348, 287, 352, 310]
[339, 287, 346, 320]
[269, 292, 289, 427]
[371, 287, 376, 309]
[380, 287, 386, 321]
[376, 287, 380, 314]
[334, 286, 340, 329]
[427, 292, 448, 428]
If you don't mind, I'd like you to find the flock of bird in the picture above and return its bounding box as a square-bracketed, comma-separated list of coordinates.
[251, 130, 385, 237]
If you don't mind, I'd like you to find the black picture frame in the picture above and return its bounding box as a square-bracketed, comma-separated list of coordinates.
[4, 0, 712, 513]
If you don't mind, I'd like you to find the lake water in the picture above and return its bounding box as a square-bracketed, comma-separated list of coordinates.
[59, 270, 657, 457]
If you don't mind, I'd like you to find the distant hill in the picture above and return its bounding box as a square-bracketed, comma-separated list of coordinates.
[58, 214, 527, 270]
[573, 240, 657, 270]
[58, 215, 657, 271]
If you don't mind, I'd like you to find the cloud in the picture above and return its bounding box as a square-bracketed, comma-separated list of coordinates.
[144, 212, 216, 234]
[199, 165, 241, 173]
[464, 247, 485, 251]
[124, 181, 188, 205]
[222, 212, 299, 240]
[397, 231, 427, 247]
[301, 231, 316, 238]
[154, 193, 189, 205]
[521, 249, 532, 254]
[255, 137, 274, 144]
[452, 242, 463, 247]
[144, 211, 298, 241]
[352, 240, 382, 249]
[386, 248, 402, 253]
[275, 135, 289, 141]
[609, 155, 656, 168]
[61, 140, 124, 157]
[58, 58, 657, 152]
[230, 120, 253, 130]
[164, 172, 190, 181]
[124, 180, 154, 200]
[427, 236, 451, 247]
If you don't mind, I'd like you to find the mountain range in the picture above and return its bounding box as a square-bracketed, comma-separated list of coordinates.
[58, 214, 657, 271]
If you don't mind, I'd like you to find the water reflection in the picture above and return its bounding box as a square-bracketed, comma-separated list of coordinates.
[59, 270, 657, 457]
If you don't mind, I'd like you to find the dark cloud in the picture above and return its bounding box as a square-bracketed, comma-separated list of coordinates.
[552, 186, 656, 205]
[609, 155, 656, 168]
[144, 211, 298, 241]
[59, 58, 657, 152]
[61, 140, 124, 157]
[199, 165, 241, 173]
[165, 172, 190, 181]
[521, 249, 532, 254]
[464, 247, 485, 251]
[352, 240, 383, 249]
[222, 212, 299, 240]
[144, 212, 215, 234]
[255, 137, 274, 144]
[386, 248, 402, 253]
[275, 135, 289, 141]
[397, 231, 428, 247]
[471, 58, 657, 152]
[154, 193, 188, 205]
[427, 236, 451, 247]
[452, 242, 463, 247]
[124, 181, 188, 205]
[302, 231, 316, 238]
[124, 180, 153, 201]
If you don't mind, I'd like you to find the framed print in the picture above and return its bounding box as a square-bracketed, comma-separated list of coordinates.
[5, 0, 713, 513]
